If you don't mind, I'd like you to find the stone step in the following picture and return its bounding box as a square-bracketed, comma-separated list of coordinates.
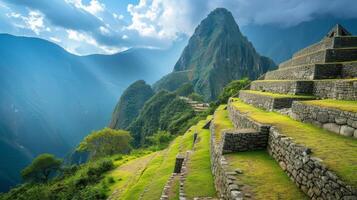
[292, 38, 333, 58]
[279, 48, 357, 69]
[313, 79, 357, 100]
[227, 99, 357, 199]
[265, 63, 343, 80]
[250, 80, 314, 95]
[221, 128, 266, 153]
[238, 90, 315, 111]
[250, 79, 357, 100]
[292, 37, 357, 58]
[291, 100, 357, 138]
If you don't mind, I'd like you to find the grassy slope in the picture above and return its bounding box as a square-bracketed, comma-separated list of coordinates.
[185, 118, 216, 198]
[231, 98, 357, 187]
[241, 90, 315, 99]
[106, 152, 158, 199]
[226, 151, 308, 200]
[212, 105, 234, 143]
[302, 99, 357, 112]
[107, 124, 196, 199]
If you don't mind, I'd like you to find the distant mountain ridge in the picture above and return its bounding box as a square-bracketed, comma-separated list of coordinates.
[154, 8, 276, 100]
[0, 33, 183, 192]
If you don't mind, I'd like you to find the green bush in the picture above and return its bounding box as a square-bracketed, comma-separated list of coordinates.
[21, 153, 62, 183]
[77, 128, 132, 159]
[216, 78, 250, 105]
[1, 159, 114, 200]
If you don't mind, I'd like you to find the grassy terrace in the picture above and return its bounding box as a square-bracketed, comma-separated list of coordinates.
[107, 117, 215, 199]
[185, 119, 216, 198]
[302, 99, 357, 112]
[230, 98, 357, 187]
[213, 105, 234, 143]
[107, 127, 195, 199]
[226, 151, 308, 200]
[240, 90, 315, 99]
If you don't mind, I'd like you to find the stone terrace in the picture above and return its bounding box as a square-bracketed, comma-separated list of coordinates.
[209, 24, 357, 200]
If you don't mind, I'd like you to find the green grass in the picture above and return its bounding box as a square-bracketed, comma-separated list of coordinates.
[241, 90, 315, 99]
[226, 151, 308, 200]
[212, 105, 234, 143]
[106, 152, 158, 199]
[302, 99, 357, 112]
[110, 123, 197, 199]
[185, 119, 216, 198]
[231, 98, 357, 187]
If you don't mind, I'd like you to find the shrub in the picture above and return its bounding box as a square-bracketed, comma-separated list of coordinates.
[77, 128, 132, 159]
[21, 154, 62, 183]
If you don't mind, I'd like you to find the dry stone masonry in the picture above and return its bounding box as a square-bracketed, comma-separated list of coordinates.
[292, 101, 357, 138]
[209, 24, 357, 200]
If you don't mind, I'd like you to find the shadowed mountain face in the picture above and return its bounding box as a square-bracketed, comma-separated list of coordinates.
[154, 8, 276, 101]
[109, 80, 154, 130]
[0, 34, 183, 192]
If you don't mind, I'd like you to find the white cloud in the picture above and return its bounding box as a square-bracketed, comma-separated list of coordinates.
[66, 29, 97, 45]
[66, 0, 105, 15]
[99, 26, 109, 34]
[113, 13, 124, 20]
[126, 0, 196, 41]
[7, 10, 47, 35]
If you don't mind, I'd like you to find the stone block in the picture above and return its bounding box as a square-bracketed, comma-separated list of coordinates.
[335, 117, 347, 125]
[317, 112, 329, 123]
[322, 123, 341, 134]
[340, 125, 355, 137]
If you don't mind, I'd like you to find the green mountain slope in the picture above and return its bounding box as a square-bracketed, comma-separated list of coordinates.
[109, 80, 154, 130]
[153, 8, 276, 101]
[128, 90, 196, 146]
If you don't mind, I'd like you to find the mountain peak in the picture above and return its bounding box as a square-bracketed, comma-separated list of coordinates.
[208, 7, 233, 18]
[156, 8, 275, 100]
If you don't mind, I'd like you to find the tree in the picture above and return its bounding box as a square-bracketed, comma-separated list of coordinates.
[77, 128, 132, 159]
[21, 153, 62, 183]
[216, 78, 250, 105]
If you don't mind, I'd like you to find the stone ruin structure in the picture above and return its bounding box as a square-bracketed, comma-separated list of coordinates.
[210, 24, 357, 200]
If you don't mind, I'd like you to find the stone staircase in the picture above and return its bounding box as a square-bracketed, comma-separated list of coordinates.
[209, 24, 357, 200]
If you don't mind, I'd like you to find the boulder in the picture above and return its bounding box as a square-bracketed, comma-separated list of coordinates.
[340, 125, 355, 137]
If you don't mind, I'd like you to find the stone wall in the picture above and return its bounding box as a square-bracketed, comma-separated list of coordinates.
[333, 37, 357, 48]
[293, 38, 334, 58]
[227, 103, 357, 199]
[278, 59, 292, 69]
[221, 129, 267, 153]
[250, 80, 313, 95]
[268, 126, 357, 199]
[291, 50, 326, 67]
[265, 64, 315, 80]
[325, 48, 357, 63]
[209, 118, 244, 200]
[238, 91, 313, 111]
[238, 90, 275, 111]
[313, 79, 357, 100]
[341, 62, 357, 78]
[291, 101, 357, 138]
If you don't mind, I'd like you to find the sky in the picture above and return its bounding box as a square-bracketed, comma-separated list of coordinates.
[1, 0, 357, 55]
